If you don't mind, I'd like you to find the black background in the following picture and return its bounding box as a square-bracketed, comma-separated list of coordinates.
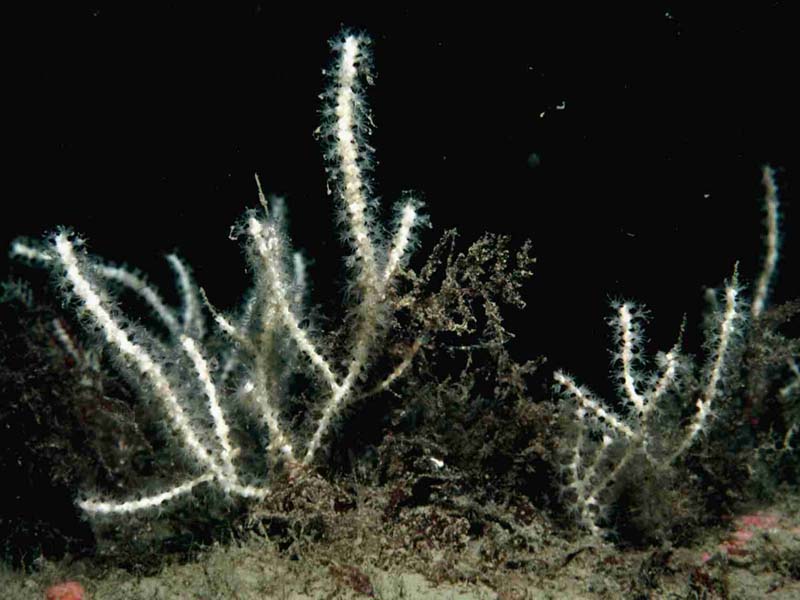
[4, 4, 798, 394]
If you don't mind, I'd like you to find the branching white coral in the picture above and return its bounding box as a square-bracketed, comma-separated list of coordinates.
[11, 33, 424, 516]
[554, 167, 785, 537]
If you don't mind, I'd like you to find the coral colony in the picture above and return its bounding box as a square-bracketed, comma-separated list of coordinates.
[554, 166, 793, 536]
[12, 34, 423, 516]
